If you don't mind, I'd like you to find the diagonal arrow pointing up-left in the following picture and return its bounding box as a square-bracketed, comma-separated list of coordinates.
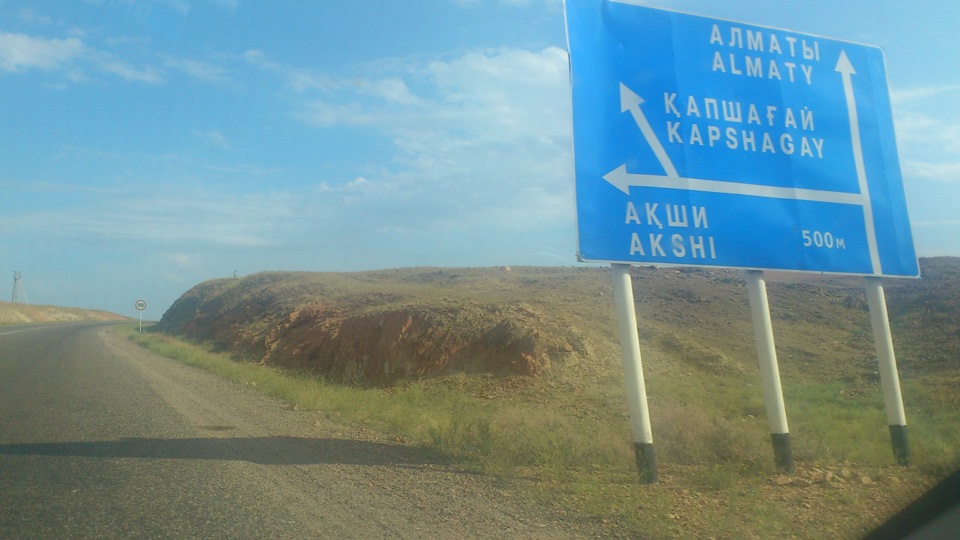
[619, 83, 679, 178]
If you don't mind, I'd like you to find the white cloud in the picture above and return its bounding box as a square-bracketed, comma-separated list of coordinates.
[357, 77, 420, 105]
[241, 49, 268, 64]
[0, 32, 84, 72]
[171, 253, 191, 265]
[0, 31, 166, 84]
[425, 46, 570, 138]
[285, 46, 572, 145]
[277, 46, 575, 247]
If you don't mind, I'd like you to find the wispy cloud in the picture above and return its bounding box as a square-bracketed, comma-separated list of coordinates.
[0, 182, 298, 248]
[204, 163, 284, 177]
[903, 161, 960, 183]
[156, 0, 239, 15]
[18, 8, 53, 25]
[242, 49, 335, 92]
[93, 53, 163, 83]
[206, 0, 239, 13]
[914, 219, 960, 227]
[163, 56, 231, 85]
[890, 85, 960, 106]
[297, 101, 378, 127]
[893, 84, 960, 190]
[450, 0, 557, 6]
[194, 129, 231, 150]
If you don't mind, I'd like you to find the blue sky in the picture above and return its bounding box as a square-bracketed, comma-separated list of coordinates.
[2, 0, 959, 317]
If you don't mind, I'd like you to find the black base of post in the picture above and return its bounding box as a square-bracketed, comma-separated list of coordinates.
[771, 433, 794, 474]
[889, 425, 910, 466]
[633, 442, 658, 484]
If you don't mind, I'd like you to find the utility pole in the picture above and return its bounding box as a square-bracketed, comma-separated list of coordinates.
[11, 271, 26, 304]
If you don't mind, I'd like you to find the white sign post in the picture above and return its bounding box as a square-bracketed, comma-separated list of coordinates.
[746, 271, 793, 472]
[135, 299, 147, 333]
[611, 264, 657, 482]
[566, 0, 918, 477]
[864, 278, 910, 464]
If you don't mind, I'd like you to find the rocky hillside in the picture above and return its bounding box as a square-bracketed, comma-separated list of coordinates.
[0, 302, 128, 324]
[156, 258, 959, 388]
[157, 268, 588, 385]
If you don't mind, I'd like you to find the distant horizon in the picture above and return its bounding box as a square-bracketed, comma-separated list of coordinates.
[4, 255, 958, 318]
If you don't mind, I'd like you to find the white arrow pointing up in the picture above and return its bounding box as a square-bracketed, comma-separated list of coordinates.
[836, 50, 882, 275]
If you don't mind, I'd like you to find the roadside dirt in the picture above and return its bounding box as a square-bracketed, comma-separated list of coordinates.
[99, 326, 609, 538]
[0, 301, 127, 324]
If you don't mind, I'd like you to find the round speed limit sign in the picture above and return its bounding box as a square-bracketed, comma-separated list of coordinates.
[135, 300, 147, 311]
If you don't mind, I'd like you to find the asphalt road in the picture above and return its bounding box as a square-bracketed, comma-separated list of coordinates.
[0, 323, 596, 539]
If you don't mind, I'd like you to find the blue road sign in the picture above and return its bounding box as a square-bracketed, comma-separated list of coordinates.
[566, 0, 919, 277]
